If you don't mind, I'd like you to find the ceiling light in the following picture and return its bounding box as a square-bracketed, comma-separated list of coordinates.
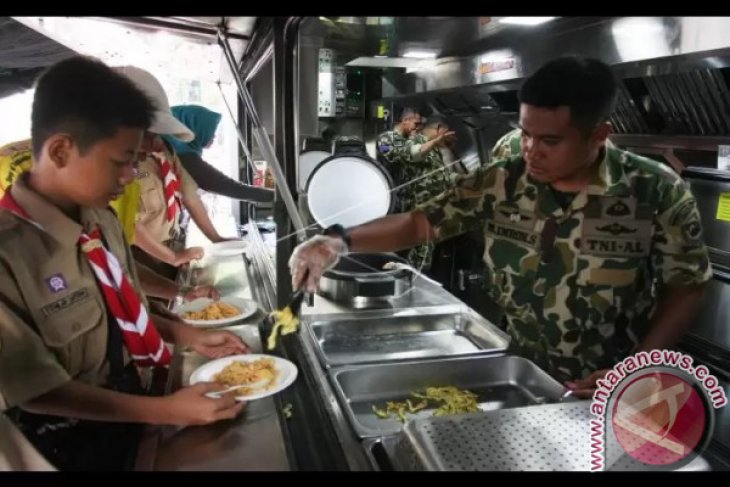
[402, 49, 438, 59]
[498, 17, 555, 26]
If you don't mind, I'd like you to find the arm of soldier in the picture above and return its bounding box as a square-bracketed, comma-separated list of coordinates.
[291, 165, 502, 291]
[348, 165, 503, 251]
[348, 166, 502, 251]
[412, 128, 455, 160]
[639, 285, 705, 352]
[641, 183, 711, 351]
[347, 211, 434, 253]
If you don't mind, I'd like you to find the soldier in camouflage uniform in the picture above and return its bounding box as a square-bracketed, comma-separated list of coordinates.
[290, 57, 711, 396]
[376, 107, 422, 189]
[399, 118, 458, 270]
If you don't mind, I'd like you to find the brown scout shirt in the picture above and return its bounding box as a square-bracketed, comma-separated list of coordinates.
[135, 149, 199, 243]
[0, 174, 148, 409]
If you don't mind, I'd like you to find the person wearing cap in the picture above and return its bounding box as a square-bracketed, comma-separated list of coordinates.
[0, 57, 248, 471]
[0, 139, 219, 304]
[115, 67, 235, 277]
[163, 104, 274, 204]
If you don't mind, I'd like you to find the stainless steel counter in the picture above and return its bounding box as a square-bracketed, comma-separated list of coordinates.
[300, 277, 464, 318]
[134, 219, 291, 471]
[292, 274, 510, 470]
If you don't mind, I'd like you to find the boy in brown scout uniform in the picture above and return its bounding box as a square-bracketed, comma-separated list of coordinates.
[0, 57, 248, 471]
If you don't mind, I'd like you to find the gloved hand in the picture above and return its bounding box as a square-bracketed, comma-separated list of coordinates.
[288, 235, 348, 293]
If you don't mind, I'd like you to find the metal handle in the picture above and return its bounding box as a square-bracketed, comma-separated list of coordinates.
[218, 28, 306, 238]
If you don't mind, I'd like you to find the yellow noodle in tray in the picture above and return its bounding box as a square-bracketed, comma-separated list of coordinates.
[372, 386, 481, 422]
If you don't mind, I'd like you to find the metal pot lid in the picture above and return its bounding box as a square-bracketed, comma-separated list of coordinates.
[298, 150, 331, 193]
[306, 155, 393, 229]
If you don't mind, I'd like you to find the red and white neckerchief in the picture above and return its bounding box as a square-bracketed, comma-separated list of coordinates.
[0, 189, 171, 367]
[156, 155, 182, 223]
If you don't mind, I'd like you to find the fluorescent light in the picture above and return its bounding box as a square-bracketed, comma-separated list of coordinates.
[402, 49, 438, 59]
[499, 17, 555, 26]
[346, 56, 436, 69]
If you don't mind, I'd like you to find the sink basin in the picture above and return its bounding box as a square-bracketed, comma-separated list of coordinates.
[306, 310, 510, 368]
[331, 354, 565, 438]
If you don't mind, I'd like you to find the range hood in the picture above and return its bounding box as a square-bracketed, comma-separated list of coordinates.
[379, 17, 730, 145]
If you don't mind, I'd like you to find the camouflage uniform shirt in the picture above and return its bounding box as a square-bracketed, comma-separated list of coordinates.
[491, 128, 523, 162]
[377, 129, 413, 190]
[417, 145, 711, 382]
[401, 134, 456, 268]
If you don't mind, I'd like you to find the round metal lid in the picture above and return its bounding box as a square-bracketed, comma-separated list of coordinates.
[306, 155, 393, 229]
[298, 150, 331, 192]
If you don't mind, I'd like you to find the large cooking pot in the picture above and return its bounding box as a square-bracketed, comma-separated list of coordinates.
[305, 153, 395, 229]
[318, 252, 412, 306]
[298, 137, 332, 193]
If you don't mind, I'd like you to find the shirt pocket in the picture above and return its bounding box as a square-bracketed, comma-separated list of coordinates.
[573, 255, 645, 337]
[483, 213, 541, 308]
[36, 295, 105, 377]
[136, 172, 165, 217]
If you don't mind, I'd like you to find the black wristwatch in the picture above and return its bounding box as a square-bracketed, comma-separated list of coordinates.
[323, 224, 352, 247]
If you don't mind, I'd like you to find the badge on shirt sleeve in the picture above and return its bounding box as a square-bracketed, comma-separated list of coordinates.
[379, 143, 392, 154]
[45, 273, 68, 293]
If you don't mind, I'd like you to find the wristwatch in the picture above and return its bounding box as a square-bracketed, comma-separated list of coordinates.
[323, 224, 352, 247]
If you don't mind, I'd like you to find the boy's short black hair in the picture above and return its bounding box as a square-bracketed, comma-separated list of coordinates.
[31, 56, 155, 157]
[519, 56, 618, 135]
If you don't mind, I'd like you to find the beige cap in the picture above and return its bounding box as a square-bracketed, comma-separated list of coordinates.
[113, 66, 194, 142]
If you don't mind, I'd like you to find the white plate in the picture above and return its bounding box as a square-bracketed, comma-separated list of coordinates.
[189, 354, 298, 401]
[205, 240, 248, 258]
[173, 297, 258, 327]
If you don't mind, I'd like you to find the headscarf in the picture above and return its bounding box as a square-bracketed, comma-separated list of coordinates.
[161, 104, 222, 156]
